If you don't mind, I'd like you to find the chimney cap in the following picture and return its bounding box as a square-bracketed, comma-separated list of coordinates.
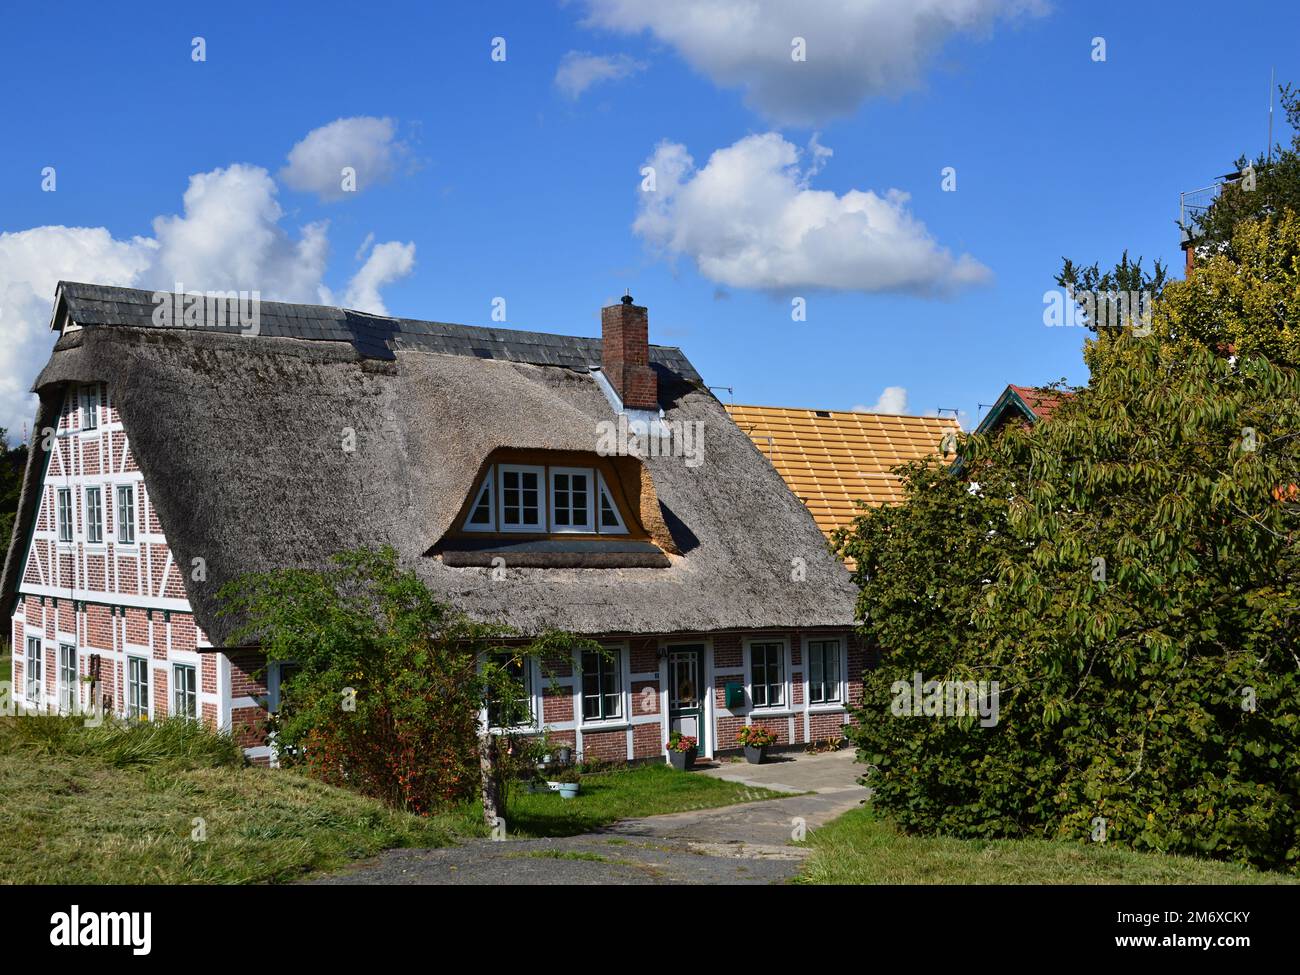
[621, 291, 634, 305]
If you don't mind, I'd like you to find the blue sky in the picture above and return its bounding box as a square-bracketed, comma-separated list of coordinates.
[1, 0, 1296, 433]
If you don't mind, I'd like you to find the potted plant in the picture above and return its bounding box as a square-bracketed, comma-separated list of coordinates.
[666, 732, 698, 770]
[548, 766, 581, 799]
[737, 725, 776, 764]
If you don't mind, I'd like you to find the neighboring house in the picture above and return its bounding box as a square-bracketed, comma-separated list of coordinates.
[724, 404, 960, 545]
[974, 384, 1071, 437]
[2, 283, 862, 764]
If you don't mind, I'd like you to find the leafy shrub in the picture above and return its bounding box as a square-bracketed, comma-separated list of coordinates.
[839, 329, 1300, 872]
[220, 547, 594, 818]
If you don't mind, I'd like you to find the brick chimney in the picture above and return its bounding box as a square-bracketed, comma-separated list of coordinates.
[601, 293, 658, 410]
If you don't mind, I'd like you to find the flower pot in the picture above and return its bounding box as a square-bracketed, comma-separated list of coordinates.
[668, 747, 698, 771]
[557, 782, 580, 799]
[556, 746, 573, 765]
[743, 744, 767, 765]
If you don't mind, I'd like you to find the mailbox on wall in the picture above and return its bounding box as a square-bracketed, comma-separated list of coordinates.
[724, 681, 746, 709]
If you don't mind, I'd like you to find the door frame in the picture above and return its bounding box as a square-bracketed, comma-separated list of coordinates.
[660, 638, 714, 759]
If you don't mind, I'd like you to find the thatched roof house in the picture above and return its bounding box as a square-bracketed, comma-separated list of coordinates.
[5, 283, 862, 763]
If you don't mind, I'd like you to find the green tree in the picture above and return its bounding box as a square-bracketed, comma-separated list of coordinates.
[220, 547, 597, 826]
[0, 428, 26, 555]
[839, 228, 1300, 872]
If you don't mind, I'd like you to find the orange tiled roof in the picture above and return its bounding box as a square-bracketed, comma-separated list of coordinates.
[724, 403, 960, 540]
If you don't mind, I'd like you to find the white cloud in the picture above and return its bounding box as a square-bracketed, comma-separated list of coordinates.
[279, 116, 406, 201]
[634, 133, 990, 295]
[555, 51, 645, 98]
[343, 239, 416, 315]
[0, 161, 415, 436]
[579, 0, 1044, 124]
[861, 386, 910, 414]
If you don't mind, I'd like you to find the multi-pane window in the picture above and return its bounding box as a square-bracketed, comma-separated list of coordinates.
[807, 639, 842, 704]
[59, 644, 77, 712]
[463, 464, 629, 535]
[127, 657, 149, 719]
[85, 487, 104, 544]
[486, 654, 532, 728]
[173, 664, 197, 720]
[750, 642, 785, 708]
[551, 469, 593, 532]
[80, 385, 98, 430]
[499, 466, 544, 531]
[25, 636, 42, 702]
[581, 648, 623, 722]
[56, 488, 73, 542]
[116, 485, 136, 544]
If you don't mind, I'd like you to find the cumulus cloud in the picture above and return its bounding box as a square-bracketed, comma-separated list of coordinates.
[555, 51, 645, 98]
[856, 386, 910, 415]
[279, 116, 407, 201]
[579, 0, 1044, 124]
[343, 239, 416, 315]
[634, 133, 990, 295]
[0, 161, 415, 435]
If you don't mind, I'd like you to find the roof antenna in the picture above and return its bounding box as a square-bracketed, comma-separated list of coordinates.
[1268, 66, 1275, 166]
[708, 384, 733, 405]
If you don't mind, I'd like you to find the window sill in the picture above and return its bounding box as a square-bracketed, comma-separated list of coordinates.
[579, 720, 629, 732]
[807, 703, 847, 713]
[748, 708, 795, 718]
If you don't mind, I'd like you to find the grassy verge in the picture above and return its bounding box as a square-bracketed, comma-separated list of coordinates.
[0, 716, 475, 884]
[796, 808, 1298, 885]
[503, 764, 779, 837]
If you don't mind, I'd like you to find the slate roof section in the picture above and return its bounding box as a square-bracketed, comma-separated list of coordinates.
[724, 403, 960, 540]
[53, 281, 702, 383]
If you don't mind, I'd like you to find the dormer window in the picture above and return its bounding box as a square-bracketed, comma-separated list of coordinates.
[550, 468, 593, 533]
[499, 465, 545, 532]
[459, 461, 631, 536]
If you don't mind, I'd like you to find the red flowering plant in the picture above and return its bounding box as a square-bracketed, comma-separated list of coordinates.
[736, 725, 776, 748]
[666, 731, 697, 753]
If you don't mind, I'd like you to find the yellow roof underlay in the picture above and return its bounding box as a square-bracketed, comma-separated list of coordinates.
[724, 403, 960, 541]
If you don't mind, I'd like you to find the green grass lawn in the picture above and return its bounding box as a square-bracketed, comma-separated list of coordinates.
[0, 716, 472, 884]
[502, 764, 779, 837]
[796, 808, 1298, 885]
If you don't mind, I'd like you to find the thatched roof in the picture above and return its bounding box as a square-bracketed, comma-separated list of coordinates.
[2, 283, 857, 643]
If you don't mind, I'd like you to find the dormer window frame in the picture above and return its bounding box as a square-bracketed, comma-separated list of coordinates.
[549, 466, 595, 534]
[463, 476, 496, 532]
[595, 470, 628, 535]
[497, 464, 547, 533]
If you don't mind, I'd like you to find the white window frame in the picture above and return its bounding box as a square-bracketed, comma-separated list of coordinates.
[58, 643, 77, 713]
[80, 384, 99, 431]
[56, 488, 73, 543]
[25, 635, 42, 703]
[595, 470, 628, 535]
[805, 637, 845, 706]
[579, 645, 627, 725]
[746, 638, 789, 712]
[116, 484, 136, 545]
[127, 656, 150, 720]
[85, 486, 104, 545]
[462, 470, 496, 532]
[485, 653, 538, 731]
[549, 467, 595, 534]
[497, 464, 546, 533]
[172, 663, 198, 721]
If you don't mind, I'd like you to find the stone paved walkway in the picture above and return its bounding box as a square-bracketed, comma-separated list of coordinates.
[307, 749, 866, 885]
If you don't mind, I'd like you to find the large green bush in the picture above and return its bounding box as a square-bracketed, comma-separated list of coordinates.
[839, 231, 1300, 871]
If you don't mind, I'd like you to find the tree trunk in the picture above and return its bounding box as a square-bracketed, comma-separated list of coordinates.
[478, 731, 503, 831]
